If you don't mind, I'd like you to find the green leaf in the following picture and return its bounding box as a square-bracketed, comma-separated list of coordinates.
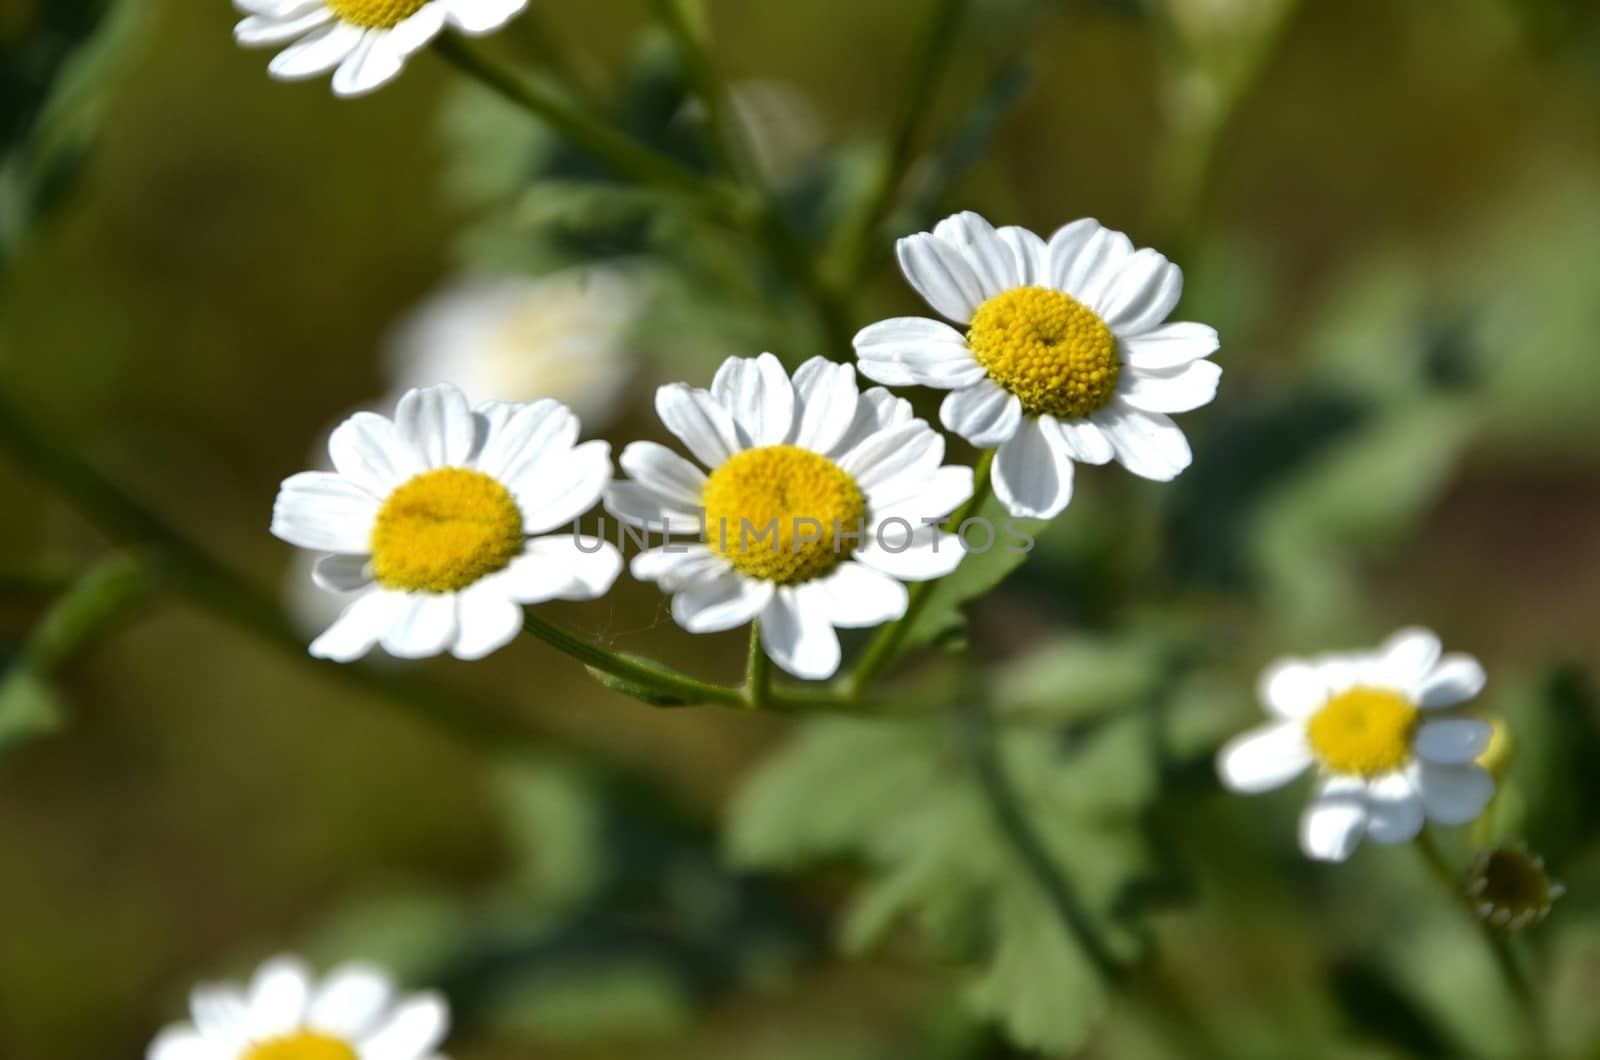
[991, 633, 1169, 725]
[493, 759, 607, 914]
[0, 666, 65, 756]
[901, 492, 1045, 651]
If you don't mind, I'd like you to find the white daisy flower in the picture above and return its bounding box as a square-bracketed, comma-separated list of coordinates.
[233, 0, 528, 99]
[1217, 627, 1496, 863]
[386, 268, 641, 430]
[605, 353, 973, 680]
[272, 384, 621, 662]
[853, 211, 1221, 519]
[147, 954, 449, 1060]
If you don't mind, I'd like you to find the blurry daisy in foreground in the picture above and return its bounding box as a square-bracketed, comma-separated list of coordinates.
[854, 212, 1220, 518]
[387, 268, 643, 429]
[606, 354, 971, 680]
[148, 954, 448, 1060]
[273, 384, 620, 662]
[233, 0, 527, 98]
[1217, 628, 1495, 862]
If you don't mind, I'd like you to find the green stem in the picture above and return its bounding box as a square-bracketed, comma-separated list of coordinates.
[830, 0, 970, 287]
[846, 449, 994, 698]
[508, 8, 608, 107]
[1415, 830, 1546, 1057]
[964, 697, 1123, 984]
[432, 33, 733, 215]
[18, 552, 154, 674]
[746, 622, 773, 711]
[651, 0, 750, 180]
[519, 611, 746, 708]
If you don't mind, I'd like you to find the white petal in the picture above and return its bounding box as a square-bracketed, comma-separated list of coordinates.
[448, 584, 524, 659]
[246, 956, 313, 1038]
[517, 536, 622, 600]
[1095, 247, 1182, 332]
[761, 588, 841, 680]
[444, 0, 527, 34]
[852, 317, 986, 389]
[1047, 219, 1133, 306]
[996, 225, 1047, 286]
[630, 545, 726, 592]
[710, 352, 796, 447]
[1257, 659, 1329, 719]
[267, 21, 364, 80]
[792, 357, 860, 455]
[940, 379, 1022, 448]
[329, 411, 424, 498]
[308, 964, 394, 1039]
[932, 211, 1021, 296]
[1121, 322, 1220, 371]
[838, 421, 943, 491]
[1092, 402, 1192, 482]
[330, 30, 405, 98]
[992, 415, 1074, 519]
[833, 387, 915, 455]
[1215, 721, 1312, 794]
[1378, 627, 1442, 690]
[312, 554, 373, 592]
[1118, 360, 1222, 414]
[1299, 775, 1369, 862]
[671, 574, 773, 634]
[235, 0, 322, 14]
[1417, 655, 1487, 708]
[385, 2, 447, 57]
[473, 398, 578, 485]
[189, 985, 248, 1042]
[855, 527, 965, 581]
[516, 439, 612, 533]
[603, 481, 702, 534]
[1365, 772, 1425, 845]
[310, 590, 407, 662]
[1414, 719, 1493, 765]
[272, 472, 379, 553]
[811, 562, 908, 628]
[358, 993, 449, 1060]
[235, 7, 334, 46]
[1050, 417, 1114, 465]
[655, 383, 743, 468]
[619, 441, 706, 511]
[1416, 763, 1495, 826]
[895, 232, 988, 322]
[379, 594, 459, 659]
[395, 385, 476, 469]
[867, 464, 973, 524]
[147, 1027, 211, 1060]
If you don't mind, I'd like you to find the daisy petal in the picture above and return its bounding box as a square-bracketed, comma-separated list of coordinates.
[519, 536, 622, 600]
[1096, 247, 1182, 333]
[360, 993, 449, 1060]
[1215, 721, 1312, 794]
[1121, 322, 1220, 371]
[331, 30, 404, 98]
[619, 441, 707, 511]
[1416, 763, 1495, 826]
[1049, 220, 1133, 307]
[868, 464, 973, 523]
[630, 546, 727, 592]
[839, 421, 943, 494]
[834, 388, 915, 455]
[711, 353, 796, 447]
[812, 562, 908, 628]
[379, 594, 458, 659]
[267, 21, 364, 80]
[761, 588, 841, 679]
[932, 211, 1021, 296]
[603, 481, 703, 534]
[852, 317, 986, 389]
[1118, 360, 1222, 414]
[307, 964, 394, 1039]
[189, 985, 248, 1041]
[1379, 627, 1442, 689]
[451, 585, 524, 660]
[655, 383, 743, 468]
[672, 574, 773, 634]
[1092, 402, 1193, 482]
[1299, 775, 1369, 862]
[517, 439, 612, 533]
[855, 529, 965, 581]
[940, 379, 1022, 448]
[385, 3, 448, 57]
[996, 225, 1048, 285]
[1050, 416, 1114, 465]
[445, 0, 528, 34]
[792, 357, 860, 454]
[329, 411, 424, 497]
[1414, 718, 1493, 765]
[272, 472, 380, 553]
[235, 8, 333, 46]
[246, 956, 312, 1038]
[896, 232, 988, 323]
[1365, 772, 1425, 844]
[1417, 654, 1487, 708]
[395, 384, 475, 469]
[1257, 659, 1328, 718]
[147, 1027, 210, 1060]
[473, 398, 578, 485]
[312, 554, 372, 592]
[992, 415, 1074, 519]
[310, 590, 406, 662]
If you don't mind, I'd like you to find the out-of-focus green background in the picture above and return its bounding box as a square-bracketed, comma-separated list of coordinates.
[3, 0, 1600, 1057]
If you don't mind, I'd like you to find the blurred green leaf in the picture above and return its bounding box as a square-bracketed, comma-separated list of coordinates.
[0, 665, 64, 755]
[991, 632, 1169, 725]
[901, 493, 1045, 651]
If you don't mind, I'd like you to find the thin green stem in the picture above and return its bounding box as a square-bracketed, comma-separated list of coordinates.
[830, 0, 971, 287]
[519, 611, 746, 708]
[846, 449, 993, 698]
[964, 697, 1123, 984]
[1415, 830, 1546, 1057]
[746, 622, 773, 711]
[19, 553, 154, 674]
[651, 0, 750, 180]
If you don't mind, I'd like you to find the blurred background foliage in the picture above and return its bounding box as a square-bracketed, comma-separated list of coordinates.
[2, 0, 1600, 1057]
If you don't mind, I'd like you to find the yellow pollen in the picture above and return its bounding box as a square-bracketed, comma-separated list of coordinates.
[1306, 687, 1418, 776]
[700, 445, 866, 585]
[967, 286, 1120, 420]
[325, 0, 428, 28]
[370, 467, 524, 594]
[242, 1031, 359, 1060]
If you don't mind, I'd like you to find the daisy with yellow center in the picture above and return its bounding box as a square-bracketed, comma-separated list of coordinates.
[147, 955, 449, 1060]
[233, 0, 527, 98]
[1216, 628, 1496, 862]
[272, 384, 620, 662]
[854, 212, 1221, 518]
[605, 353, 973, 680]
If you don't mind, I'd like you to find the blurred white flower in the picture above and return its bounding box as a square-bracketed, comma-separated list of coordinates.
[855, 211, 1221, 519]
[272, 384, 620, 662]
[1217, 628, 1495, 862]
[607, 353, 971, 680]
[233, 0, 526, 99]
[386, 268, 643, 429]
[147, 953, 449, 1060]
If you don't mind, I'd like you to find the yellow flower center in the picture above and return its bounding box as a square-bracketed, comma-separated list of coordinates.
[1306, 687, 1418, 776]
[700, 445, 866, 585]
[326, 0, 428, 29]
[370, 468, 524, 593]
[243, 1031, 359, 1060]
[967, 286, 1120, 420]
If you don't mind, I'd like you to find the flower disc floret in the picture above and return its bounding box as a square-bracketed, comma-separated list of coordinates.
[326, 0, 428, 28]
[370, 467, 524, 593]
[966, 285, 1120, 420]
[700, 445, 866, 585]
[1307, 686, 1418, 776]
[243, 1031, 360, 1060]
